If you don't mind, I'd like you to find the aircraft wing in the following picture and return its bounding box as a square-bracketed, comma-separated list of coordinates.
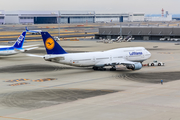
[95, 59, 142, 70]
[120, 60, 139, 65]
[95, 59, 139, 66]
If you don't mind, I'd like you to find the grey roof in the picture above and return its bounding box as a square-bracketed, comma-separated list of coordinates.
[60, 11, 95, 15]
[19, 10, 59, 15]
[0, 10, 5, 16]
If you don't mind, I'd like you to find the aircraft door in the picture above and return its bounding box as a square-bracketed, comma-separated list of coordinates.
[125, 52, 129, 60]
[141, 54, 144, 59]
[93, 57, 95, 63]
[110, 56, 112, 61]
[70, 58, 73, 65]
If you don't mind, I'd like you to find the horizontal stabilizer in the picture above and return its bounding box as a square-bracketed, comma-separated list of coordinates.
[25, 47, 38, 51]
[23, 44, 40, 48]
[26, 54, 44, 58]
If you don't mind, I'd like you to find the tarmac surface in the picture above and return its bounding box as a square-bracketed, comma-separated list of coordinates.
[0, 24, 99, 41]
[0, 40, 180, 120]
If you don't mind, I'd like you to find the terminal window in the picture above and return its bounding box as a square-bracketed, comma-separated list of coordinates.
[133, 14, 144, 16]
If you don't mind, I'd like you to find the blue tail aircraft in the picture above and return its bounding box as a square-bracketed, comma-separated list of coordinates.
[26, 27, 42, 35]
[0, 31, 39, 56]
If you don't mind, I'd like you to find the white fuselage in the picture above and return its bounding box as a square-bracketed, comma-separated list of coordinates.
[0, 46, 24, 56]
[44, 47, 151, 67]
[0, 50, 18, 56]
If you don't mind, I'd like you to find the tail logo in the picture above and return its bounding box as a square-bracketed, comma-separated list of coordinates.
[45, 38, 55, 50]
[17, 35, 24, 45]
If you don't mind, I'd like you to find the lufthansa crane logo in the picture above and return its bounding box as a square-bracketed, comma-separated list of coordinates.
[45, 38, 55, 50]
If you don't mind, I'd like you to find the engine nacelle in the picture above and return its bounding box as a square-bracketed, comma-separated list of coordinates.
[95, 64, 104, 67]
[126, 63, 142, 70]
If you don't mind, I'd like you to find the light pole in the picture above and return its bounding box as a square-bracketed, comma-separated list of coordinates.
[58, 16, 61, 38]
[120, 17, 122, 37]
[58, 11, 61, 38]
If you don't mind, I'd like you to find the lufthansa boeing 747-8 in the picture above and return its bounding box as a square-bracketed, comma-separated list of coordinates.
[29, 32, 151, 71]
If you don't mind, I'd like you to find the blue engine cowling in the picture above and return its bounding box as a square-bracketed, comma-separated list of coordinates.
[126, 63, 142, 70]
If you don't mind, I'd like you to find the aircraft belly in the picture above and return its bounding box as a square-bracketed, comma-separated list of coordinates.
[71, 61, 94, 67]
[56, 60, 93, 67]
[0, 50, 16, 56]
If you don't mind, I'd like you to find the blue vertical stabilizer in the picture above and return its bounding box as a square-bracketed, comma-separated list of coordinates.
[13, 31, 26, 48]
[41, 32, 67, 54]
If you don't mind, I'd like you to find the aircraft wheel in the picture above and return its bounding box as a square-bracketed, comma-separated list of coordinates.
[93, 66, 98, 70]
[101, 68, 106, 71]
[110, 68, 116, 71]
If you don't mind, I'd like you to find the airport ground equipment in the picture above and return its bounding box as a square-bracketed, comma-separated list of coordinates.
[159, 37, 180, 41]
[96, 39, 105, 43]
[172, 38, 180, 41]
[104, 39, 113, 44]
[96, 39, 113, 44]
[97, 36, 134, 43]
[175, 43, 180, 45]
[53, 36, 60, 41]
[28, 32, 151, 71]
[122, 35, 133, 42]
[160, 38, 167, 41]
[148, 60, 164, 66]
[115, 36, 134, 43]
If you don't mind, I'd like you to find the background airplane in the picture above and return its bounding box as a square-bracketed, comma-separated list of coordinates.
[28, 32, 151, 71]
[26, 27, 42, 35]
[0, 31, 38, 56]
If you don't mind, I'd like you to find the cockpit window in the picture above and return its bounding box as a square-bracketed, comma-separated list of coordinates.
[124, 50, 134, 52]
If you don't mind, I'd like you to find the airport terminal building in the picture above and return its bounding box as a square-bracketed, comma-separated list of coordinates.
[3, 10, 180, 24]
[2, 11, 131, 24]
[0, 10, 5, 24]
[95, 13, 129, 23]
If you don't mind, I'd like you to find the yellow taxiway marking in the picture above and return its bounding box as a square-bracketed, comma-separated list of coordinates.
[0, 116, 31, 120]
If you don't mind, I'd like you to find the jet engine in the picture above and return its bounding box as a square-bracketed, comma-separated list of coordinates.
[126, 63, 142, 70]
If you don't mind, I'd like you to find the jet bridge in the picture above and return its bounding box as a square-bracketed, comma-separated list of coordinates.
[95, 26, 180, 40]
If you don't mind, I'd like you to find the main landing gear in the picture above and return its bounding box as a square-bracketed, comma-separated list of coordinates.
[92, 66, 116, 71]
[92, 66, 106, 71]
[110, 67, 116, 71]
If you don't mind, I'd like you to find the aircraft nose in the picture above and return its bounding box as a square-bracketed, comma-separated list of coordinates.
[146, 50, 151, 57]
